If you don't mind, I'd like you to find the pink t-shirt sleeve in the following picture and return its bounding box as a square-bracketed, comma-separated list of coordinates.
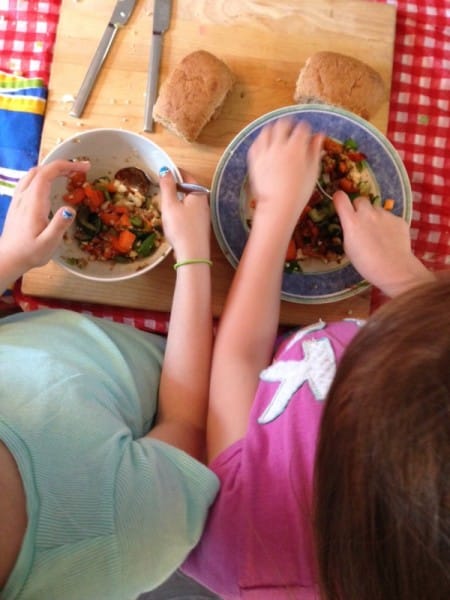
[183, 320, 363, 599]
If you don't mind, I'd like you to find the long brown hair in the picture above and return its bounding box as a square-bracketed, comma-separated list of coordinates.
[314, 279, 450, 600]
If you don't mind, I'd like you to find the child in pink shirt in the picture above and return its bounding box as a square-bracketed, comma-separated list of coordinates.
[183, 118, 448, 599]
[185, 319, 361, 599]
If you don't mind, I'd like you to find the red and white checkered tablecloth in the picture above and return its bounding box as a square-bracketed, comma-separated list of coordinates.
[0, 0, 60, 82]
[387, 0, 450, 270]
[0, 0, 449, 330]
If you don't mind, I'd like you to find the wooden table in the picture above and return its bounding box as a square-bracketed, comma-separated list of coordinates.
[22, 0, 397, 324]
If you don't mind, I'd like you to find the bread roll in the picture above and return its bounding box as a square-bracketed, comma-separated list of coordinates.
[153, 50, 234, 142]
[293, 51, 387, 119]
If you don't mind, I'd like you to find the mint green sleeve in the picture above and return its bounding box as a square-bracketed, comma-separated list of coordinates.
[114, 436, 220, 596]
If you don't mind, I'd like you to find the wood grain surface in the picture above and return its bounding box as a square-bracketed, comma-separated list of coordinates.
[22, 0, 396, 324]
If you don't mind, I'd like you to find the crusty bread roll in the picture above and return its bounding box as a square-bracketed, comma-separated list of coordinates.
[293, 51, 387, 119]
[153, 50, 234, 142]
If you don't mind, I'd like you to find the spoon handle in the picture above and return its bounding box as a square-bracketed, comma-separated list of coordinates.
[176, 182, 211, 196]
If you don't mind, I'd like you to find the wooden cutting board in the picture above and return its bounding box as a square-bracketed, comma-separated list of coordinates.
[22, 0, 396, 324]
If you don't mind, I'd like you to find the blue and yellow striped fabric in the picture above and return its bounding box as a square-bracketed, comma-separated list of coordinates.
[0, 71, 47, 304]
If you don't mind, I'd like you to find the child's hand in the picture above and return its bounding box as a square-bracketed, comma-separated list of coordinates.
[0, 160, 90, 278]
[159, 167, 210, 262]
[247, 118, 324, 242]
[334, 191, 434, 297]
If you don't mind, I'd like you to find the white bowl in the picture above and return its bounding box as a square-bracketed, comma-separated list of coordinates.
[42, 128, 180, 282]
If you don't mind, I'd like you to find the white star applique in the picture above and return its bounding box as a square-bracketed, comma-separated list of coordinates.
[344, 318, 367, 328]
[284, 321, 326, 351]
[257, 337, 337, 424]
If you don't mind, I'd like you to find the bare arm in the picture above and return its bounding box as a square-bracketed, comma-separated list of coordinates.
[146, 170, 212, 462]
[0, 160, 90, 295]
[207, 119, 324, 462]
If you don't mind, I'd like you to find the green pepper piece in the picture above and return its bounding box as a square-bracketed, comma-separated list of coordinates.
[372, 196, 382, 207]
[114, 255, 132, 263]
[76, 205, 101, 235]
[328, 223, 342, 236]
[343, 138, 358, 151]
[136, 232, 157, 257]
[308, 207, 329, 223]
[130, 215, 144, 227]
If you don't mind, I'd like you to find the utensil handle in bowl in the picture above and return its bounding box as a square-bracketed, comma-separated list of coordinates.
[176, 182, 211, 196]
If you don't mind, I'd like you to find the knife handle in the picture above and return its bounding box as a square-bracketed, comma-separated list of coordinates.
[143, 33, 163, 132]
[70, 24, 119, 119]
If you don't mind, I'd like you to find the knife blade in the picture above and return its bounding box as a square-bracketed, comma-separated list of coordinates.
[70, 0, 137, 118]
[143, 0, 172, 132]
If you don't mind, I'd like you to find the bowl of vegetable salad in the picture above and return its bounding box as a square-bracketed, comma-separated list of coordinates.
[211, 105, 412, 304]
[41, 128, 179, 282]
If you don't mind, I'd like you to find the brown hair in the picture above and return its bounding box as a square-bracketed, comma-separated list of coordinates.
[314, 279, 450, 600]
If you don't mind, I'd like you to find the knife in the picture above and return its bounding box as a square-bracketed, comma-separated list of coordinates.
[143, 0, 172, 132]
[70, 0, 137, 118]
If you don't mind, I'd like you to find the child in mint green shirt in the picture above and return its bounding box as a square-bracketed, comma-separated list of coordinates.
[0, 160, 218, 599]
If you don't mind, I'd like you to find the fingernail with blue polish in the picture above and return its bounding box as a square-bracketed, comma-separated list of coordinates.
[62, 208, 75, 220]
[159, 166, 170, 177]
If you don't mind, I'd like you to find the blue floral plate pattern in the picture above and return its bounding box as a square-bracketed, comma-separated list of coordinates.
[211, 104, 412, 304]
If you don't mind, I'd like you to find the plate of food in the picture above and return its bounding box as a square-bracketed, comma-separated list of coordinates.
[41, 128, 180, 282]
[210, 104, 412, 303]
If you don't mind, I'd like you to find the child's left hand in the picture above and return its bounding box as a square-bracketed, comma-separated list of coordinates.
[0, 160, 90, 280]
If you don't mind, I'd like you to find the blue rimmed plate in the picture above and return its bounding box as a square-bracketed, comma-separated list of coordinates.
[211, 104, 412, 304]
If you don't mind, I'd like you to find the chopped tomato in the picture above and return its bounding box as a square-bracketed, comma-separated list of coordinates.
[338, 160, 349, 174]
[347, 150, 367, 163]
[106, 182, 117, 193]
[111, 230, 136, 254]
[68, 171, 87, 189]
[118, 213, 131, 228]
[100, 243, 115, 261]
[113, 205, 129, 215]
[99, 210, 119, 226]
[63, 187, 86, 205]
[323, 137, 343, 154]
[339, 177, 358, 194]
[285, 238, 297, 261]
[84, 184, 104, 210]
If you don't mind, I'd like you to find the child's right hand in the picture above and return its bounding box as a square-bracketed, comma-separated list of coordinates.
[247, 118, 324, 245]
[334, 190, 434, 297]
[159, 168, 211, 263]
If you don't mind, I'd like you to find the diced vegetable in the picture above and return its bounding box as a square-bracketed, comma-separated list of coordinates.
[63, 169, 163, 263]
[285, 238, 297, 261]
[118, 213, 131, 228]
[68, 171, 87, 188]
[280, 136, 397, 268]
[343, 138, 358, 151]
[130, 215, 144, 227]
[111, 230, 136, 254]
[84, 184, 104, 210]
[64, 187, 86, 205]
[136, 233, 157, 257]
[75, 206, 101, 237]
[372, 196, 382, 207]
